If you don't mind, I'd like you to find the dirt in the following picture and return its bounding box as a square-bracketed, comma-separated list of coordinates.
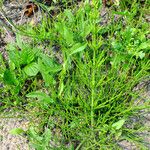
[0, 111, 31, 150]
[118, 81, 150, 149]
[0, 1, 36, 149]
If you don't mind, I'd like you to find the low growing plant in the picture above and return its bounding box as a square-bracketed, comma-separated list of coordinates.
[0, 0, 149, 149]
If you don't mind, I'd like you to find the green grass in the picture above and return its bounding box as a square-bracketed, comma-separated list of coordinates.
[0, 0, 150, 149]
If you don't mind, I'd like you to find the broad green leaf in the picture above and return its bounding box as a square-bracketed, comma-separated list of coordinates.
[20, 49, 35, 65]
[63, 25, 74, 46]
[3, 69, 18, 85]
[26, 91, 47, 99]
[80, 22, 92, 38]
[26, 91, 54, 104]
[137, 51, 145, 59]
[138, 42, 150, 50]
[112, 119, 125, 130]
[8, 46, 20, 67]
[38, 58, 57, 86]
[24, 62, 39, 76]
[41, 72, 56, 86]
[38, 58, 49, 74]
[38, 56, 61, 74]
[69, 43, 87, 56]
[64, 9, 74, 23]
[113, 10, 129, 16]
[10, 128, 25, 135]
[9, 60, 15, 70]
[55, 22, 74, 46]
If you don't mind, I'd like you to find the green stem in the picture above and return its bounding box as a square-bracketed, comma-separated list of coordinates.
[91, 30, 96, 129]
[58, 55, 68, 98]
[91, 49, 96, 128]
[90, 1, 99, 128]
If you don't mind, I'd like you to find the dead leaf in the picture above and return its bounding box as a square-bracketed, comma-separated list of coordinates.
[24, 2, 38, 17]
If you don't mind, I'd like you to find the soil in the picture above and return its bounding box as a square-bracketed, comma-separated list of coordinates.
[0, 0, 150, 149]
[0, 111, 31, 150]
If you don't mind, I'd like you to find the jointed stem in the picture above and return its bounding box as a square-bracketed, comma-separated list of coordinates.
[91, 49, 96, 128]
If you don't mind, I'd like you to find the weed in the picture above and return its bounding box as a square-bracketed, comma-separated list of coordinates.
[0, 0, 150, 149]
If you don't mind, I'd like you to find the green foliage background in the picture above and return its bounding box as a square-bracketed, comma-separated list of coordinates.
[0, 0, 150, 149]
